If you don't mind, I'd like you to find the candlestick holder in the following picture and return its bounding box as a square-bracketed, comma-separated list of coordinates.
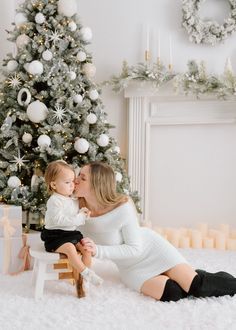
[145, 50, 150, 62]
[168, 63, 173, 72]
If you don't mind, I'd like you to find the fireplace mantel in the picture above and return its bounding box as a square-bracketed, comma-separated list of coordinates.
[124, 82, 236, 225]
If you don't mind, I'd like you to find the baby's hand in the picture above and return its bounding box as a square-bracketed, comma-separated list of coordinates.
[79, 207, 91, 219]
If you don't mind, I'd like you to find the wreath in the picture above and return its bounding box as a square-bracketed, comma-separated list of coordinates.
[182, 0, 236, 45]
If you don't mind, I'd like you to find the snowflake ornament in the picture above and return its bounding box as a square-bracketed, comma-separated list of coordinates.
[7, 73, 22, 89]
[52, 104, 67, 123]
[48, 30, 62, 44]
[10, 149, 30, 171]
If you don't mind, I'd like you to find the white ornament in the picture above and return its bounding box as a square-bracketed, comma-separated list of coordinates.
[74, 138, 89, 153]
[22, 132, 33, 144]
[58, 0, 77, 17]
[86, 113, 97, 124]
[83, 63, 96, 78]
[35, 13, 45, 24]
[17, 88, 31, 106]
[7, 73, 21, 89]
[89, 89, 99, 100]
[97, 134, 109, 147]
[42, 50, 53, 61]
[16, 34, 30, 48]
[68, 71, 76, 80]
[7, 176, 21, 188]
[77, 51, 86, 62]
[73, 94, 83, 104]
[15, 13, 27, 27]
[68, 21, 77, 31]
[7, 60, 18, 72]
[27, 60, 44, 75]
[115, 172, 122, 182]
[37, 134, 51, 147]
[114, 146, 120, 154]
[27, 100, 48, 123]
[80, 27, 92, 42]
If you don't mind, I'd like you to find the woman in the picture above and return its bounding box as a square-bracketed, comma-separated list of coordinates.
[75, 161, 236, 301]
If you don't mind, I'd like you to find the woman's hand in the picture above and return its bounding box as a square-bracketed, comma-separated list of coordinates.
[81, 237, 97, 256]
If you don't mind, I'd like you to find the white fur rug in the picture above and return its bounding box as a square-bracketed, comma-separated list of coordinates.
[0, 249, 236, 330]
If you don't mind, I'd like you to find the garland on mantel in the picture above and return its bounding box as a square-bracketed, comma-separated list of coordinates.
[103, 61, 175, 93]
[104, 60, 236, 99]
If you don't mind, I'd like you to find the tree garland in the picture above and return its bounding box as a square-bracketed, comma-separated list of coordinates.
[182, 0, 236, 45]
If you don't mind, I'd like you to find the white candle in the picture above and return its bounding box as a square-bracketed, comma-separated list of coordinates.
[226, 238, 236, 250]
[169, 35, 173, 66]
[197, 223, 208, 237]
[146, 24, 150, 51]
[219, 223, 230, 238]
[191, 230, 202, 249]
[225, 57, 233, 74]
[158, 29, 161, 59]
[203, 237, 214, 249]
[179, 236, 190, 248]
[215, 232, 226, 250]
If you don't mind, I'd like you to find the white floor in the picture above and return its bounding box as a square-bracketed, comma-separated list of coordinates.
[0, 249, 236, 330]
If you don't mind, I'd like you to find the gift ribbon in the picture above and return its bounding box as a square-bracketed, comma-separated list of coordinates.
[11, 233, 31, 275]
[0, 206, 16, 274]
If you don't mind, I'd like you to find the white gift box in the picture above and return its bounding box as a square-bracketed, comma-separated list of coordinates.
[0, 204, 22, 237]
[0, 231, 42, 274]
[0, 236, 23, 273]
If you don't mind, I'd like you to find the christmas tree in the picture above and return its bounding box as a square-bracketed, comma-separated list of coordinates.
[0, 0, 139, 228]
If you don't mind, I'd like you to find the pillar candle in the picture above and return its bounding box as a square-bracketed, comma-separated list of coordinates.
[219, 224, 230, 238]
[179, 236, 190, 248]
[169, 35, 173, 66]
[226, 238, 236, 250]
[203, 237, 214, 249]
[191, 230, 202, 249]
[146, 24, 150, 51]
[179, 227, 188, 236]
[197, 223, 208, 237]
[215, 232, 226, 250]
[230, 229, 236, 239]
[168, 229, 180, 248]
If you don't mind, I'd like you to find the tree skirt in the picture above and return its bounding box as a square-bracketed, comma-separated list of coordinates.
[0, 249, 236, 330]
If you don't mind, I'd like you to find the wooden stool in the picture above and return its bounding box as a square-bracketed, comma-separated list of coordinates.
[30, 243, 75, 300]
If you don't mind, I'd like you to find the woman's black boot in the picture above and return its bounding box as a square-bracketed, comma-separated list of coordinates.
[160, 279, 187, 302]
[188, 270, 236, 298]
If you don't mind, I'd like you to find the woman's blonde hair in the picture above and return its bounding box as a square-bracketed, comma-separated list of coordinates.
[87, 161, 127, 207]
[44, 160, 74, 193]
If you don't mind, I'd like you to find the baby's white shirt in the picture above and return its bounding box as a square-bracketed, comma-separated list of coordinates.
[45, 192, 85, 230]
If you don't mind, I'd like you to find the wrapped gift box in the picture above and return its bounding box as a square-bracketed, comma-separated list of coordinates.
[0, 231, 42, 274]
[0, 236, 23, 273]
[0, 204, 22, 237]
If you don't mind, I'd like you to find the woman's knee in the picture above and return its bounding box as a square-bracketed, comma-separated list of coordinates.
[164, 263, 197, 292]
[141, 275, 169, 300]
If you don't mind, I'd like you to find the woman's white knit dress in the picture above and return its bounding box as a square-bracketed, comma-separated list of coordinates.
[80, 201, 187, 292]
